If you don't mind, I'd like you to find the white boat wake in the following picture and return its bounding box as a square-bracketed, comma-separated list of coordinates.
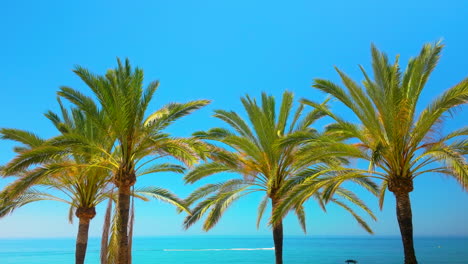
[163, 247, 274, 252]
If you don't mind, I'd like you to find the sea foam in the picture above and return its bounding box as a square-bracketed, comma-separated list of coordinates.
[163, 247, 274, 251]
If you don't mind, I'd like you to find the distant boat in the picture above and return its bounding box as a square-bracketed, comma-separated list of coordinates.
[345, 260, 358, 264]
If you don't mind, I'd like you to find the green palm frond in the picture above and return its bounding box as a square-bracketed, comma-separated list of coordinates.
[144, 100, 211, 129]
[184, 163, 234, 183]
[419, 143, 468, 188]
[330, 198, 374, 234]
[193, 127, 235, 140]
[0, 189, 52, 218]
[293, 204, 307, 233]
[152, 138, 201, 168]
[58, 86, 102, 129]
[271, 166, 378, 226]
[136, 187, 191, 214]
[184, 184, 251, 231]
[256, 195, 269, 229]
[184, 179, 246, 207]
[184, 91, 375, 236]
[295, 98, 330, 130]
[412, 78, 468, 147]
[137, 163, 186, 177]
[440, 127, 468, 141]
[213, 110, 257, 142]
[308, 41, 467, 211]
[334, 188, 376, 221]
[201, 188, 251, 231]
[2, 146, 70, 176]
[378, 181, 388, 210]
[1, 165, 65, 201]
[0, 129, 45, 149]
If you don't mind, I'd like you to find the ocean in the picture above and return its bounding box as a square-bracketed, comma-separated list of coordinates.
[0, 236, 466, 263]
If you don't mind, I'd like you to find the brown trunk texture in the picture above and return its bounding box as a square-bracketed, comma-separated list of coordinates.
[395, 192, 418, 264]
[75, 207, 96, 264]
[271, 199, 283, 264]
[117, 184, 131, 264]
[76, 218, 90, 264]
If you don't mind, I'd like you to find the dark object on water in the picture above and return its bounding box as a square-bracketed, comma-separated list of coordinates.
[345, 260, 358, 264]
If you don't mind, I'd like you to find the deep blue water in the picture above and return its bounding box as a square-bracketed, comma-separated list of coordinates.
[0, 236, 467, 263]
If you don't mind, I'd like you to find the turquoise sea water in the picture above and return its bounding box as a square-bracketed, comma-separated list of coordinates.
[0, 236, 466, 263]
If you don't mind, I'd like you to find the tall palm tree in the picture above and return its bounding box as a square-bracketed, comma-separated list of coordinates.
[0, 174, 190, 264]
[0, 169, 111, 264]
[1, 76, 206, 261]
[55, 59, 210, 263]
[307, 42, 468, 264]
[0, 102, 113, 264]
[0, 100, 192, 264]
[183, 91, 376, 264]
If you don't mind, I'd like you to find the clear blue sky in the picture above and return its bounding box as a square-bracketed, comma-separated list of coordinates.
[0, 0, 467, 238]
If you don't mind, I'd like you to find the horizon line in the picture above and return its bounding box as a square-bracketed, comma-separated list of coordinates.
[1, 234, 467, 240]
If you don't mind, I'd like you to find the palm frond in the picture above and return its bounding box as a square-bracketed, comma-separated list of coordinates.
[0, 128, 45, 149]
[184, 163, 233, 183]
[330, 198, 374, 234]
[137, 163, 186, 177]
[144, 100, 210, 129]
[0, 189, 50, 218]
[136, 187, 191, 214]
[256, 195, 269, 229]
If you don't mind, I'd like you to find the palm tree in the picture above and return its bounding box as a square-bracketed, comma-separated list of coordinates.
[183, 91, 376, 264]
[307, 42, 468, 264]
[0, 100, 192, 264]
[3, 60, 209, 264]
[0, 102, 113, 264]
[55, 58, 210, 263]
[0, 174, 190, 264]
[0, 169, 111, 264]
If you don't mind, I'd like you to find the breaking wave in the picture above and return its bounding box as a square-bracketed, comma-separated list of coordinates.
[163, 247, 274, 252]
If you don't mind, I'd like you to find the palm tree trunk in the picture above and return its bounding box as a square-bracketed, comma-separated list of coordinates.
[100, 197, 113, 264]
[128, 190, 135, 264]
[394, 191, 418, 264]
[271, 199, 283, 264]
[272, 221, 284, 264]
[76, 217, 91, 264]
[117, 184, 131, 264]
[75, 207, 96, 264]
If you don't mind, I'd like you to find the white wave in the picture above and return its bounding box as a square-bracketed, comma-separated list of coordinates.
[163, 247, 274, 252]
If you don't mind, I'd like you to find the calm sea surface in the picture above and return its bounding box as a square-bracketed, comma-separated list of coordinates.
[0, 236, 466, 263]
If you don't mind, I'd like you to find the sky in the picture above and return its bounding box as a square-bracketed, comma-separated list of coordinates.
[0, 0, 467, 239]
